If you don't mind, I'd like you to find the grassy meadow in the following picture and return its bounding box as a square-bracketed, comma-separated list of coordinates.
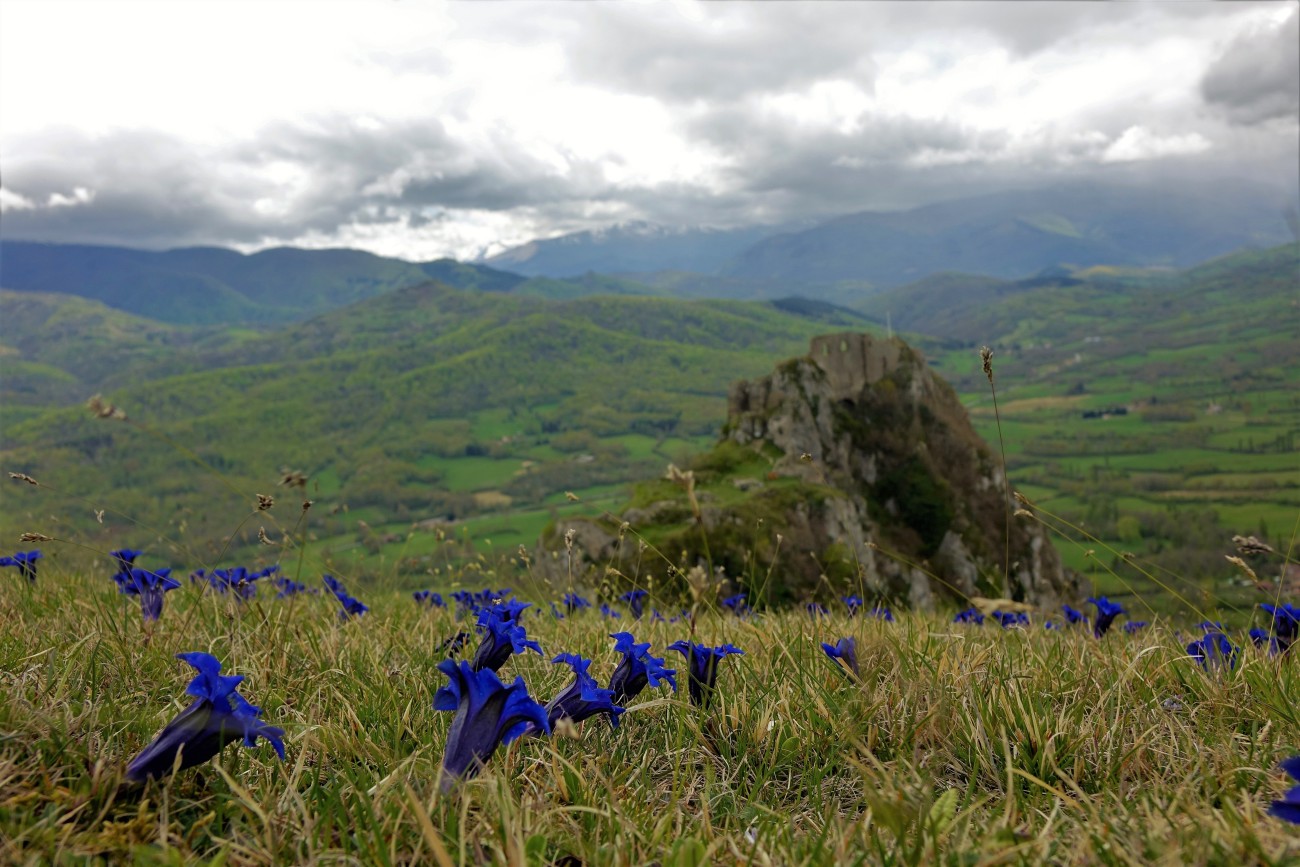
[3, 543, 1300, 865]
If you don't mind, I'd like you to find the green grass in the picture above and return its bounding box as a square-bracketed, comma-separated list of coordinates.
[3, 567, 1299, 864]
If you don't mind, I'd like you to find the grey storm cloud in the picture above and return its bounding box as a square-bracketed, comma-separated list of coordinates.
[1, 1, 1296, 257]
[1201, 12, 1300, 126]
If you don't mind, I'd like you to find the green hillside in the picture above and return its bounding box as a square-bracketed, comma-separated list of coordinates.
[906, 244, 1300, 606]
[0, 286, 839, 564]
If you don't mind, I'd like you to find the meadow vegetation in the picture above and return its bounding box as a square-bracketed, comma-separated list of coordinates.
[2, 556, 1299, 865]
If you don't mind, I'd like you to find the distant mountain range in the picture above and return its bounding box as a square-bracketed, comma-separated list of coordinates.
[482, 220, 790, 277]
[486, 183, 1295, 288]
[3, 182, 1293, 327]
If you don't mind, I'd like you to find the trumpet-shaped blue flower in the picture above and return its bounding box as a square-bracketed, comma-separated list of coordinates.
[208, 565, 277, 600]
[0, 550, 42, 583]
[563, 592, 591, 614]
[600, 603, 622, 619]
[953, 607, 985, 625]
[608, 632, 676, 704]
[1261, 603, 1299, 651]
[1251, 627, 1280, 655]
[544, 653, 625, 729]
[437, 631, 472, 657]
[868, 606, 894, 622]
[550, 602, 565, 619]
[821, 637, 859, 677]
[1123, 621, 1149, 634]
[413, 590, 445, 607]
[805, 602, 828, 618]
[668, 640, 744, 707]
[433, 659, 549, 791]
[1087, 596, 1125, 638]
[842, 595, 863, 616]
[274, 576, 311, 597]
[111, 548, 144, 573]
[470, 606, 542, 672]
[118, 567, 182, 621]
[1187, 631, 1239, 671]
[1062, 604, 1088, 625]
[992, 611, 1029, 628]
[323, 574, 368, 620]
[126, 652, 284, 782]
[721, 593, 751, 617]
[620, 588, 648, 619]
[1270, 756, 1300, 824]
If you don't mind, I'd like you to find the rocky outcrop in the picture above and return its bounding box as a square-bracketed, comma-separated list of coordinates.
[541, 332, 1077, 609]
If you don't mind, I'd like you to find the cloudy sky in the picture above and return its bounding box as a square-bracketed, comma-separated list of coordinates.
[2, 0, 1296, 260]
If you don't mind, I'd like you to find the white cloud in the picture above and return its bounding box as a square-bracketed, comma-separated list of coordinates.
[1102, 127, 1212, 163]
[0, 0, 1294, 258]
[0, 187, 36, 212]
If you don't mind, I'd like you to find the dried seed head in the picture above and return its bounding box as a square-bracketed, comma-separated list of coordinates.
[258, 526, 274, 545]
[9, 472, 38, 486]
[302, 499, 314, 513]
[564, 491, 580, 502]
[1224, 555, 1259, 583]
[86, 394, 126, 420]
[1232, 534, 1275, 556]
[979, 346, 994, 383]
[564, 528, 576, 551]
[95, 509, 105, 524]
[279, 468, 309, 489]
[256, 493, 274, 511]
[19, 532, 53, 542]
[799, 452, 813, 463]
[1013, 491, 1031, 506]
[1013, 508, 1034, 518]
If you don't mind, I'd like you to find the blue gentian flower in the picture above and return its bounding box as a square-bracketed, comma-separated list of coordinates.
[323, 574, 368, 620]
[562, 592, 591, 614]
[992, 611, 1029, 628]
[1123, 621, 1149, 634]
[1062, 604, 1088, 625]
[118, 568, 182, 621]
[600, 603, 622, 619]
[1044, 620, 1060, 630]
[543, 653, 625, 729]
[550, 602, 565, 620]
[208, 566, 274, 600]
[1087, 596, 1125, 638]
[111, 548, 144, 573]
[721, 594, 750, 617]
[1197, 620, 1226, 633]
[620, 589, 648, 619]
[650, 608, 666, 623]
[413, 590, 445, 607]
[274, 576, 310, 597]
[126, 652, 284, 782]
[437, 631, 473, 657]
[608, 632, 676, 704]
[668, 640, 744, 707]
[842, 595, 863, 616]
[1187, 631, 1239, 671]
[470, 606, 542, 672]
[1251, 627, 1280, 655]
[805, 602, 828, 618]
[1261, 603, 1299, 651]
[868, 606, 894, 622]
[820, 637, 859, 677]
[953, 607, 985, 625]
[1270, 756, 1300, 823]
[433, 659, 549, 791]
[0, 550, 42, 583]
